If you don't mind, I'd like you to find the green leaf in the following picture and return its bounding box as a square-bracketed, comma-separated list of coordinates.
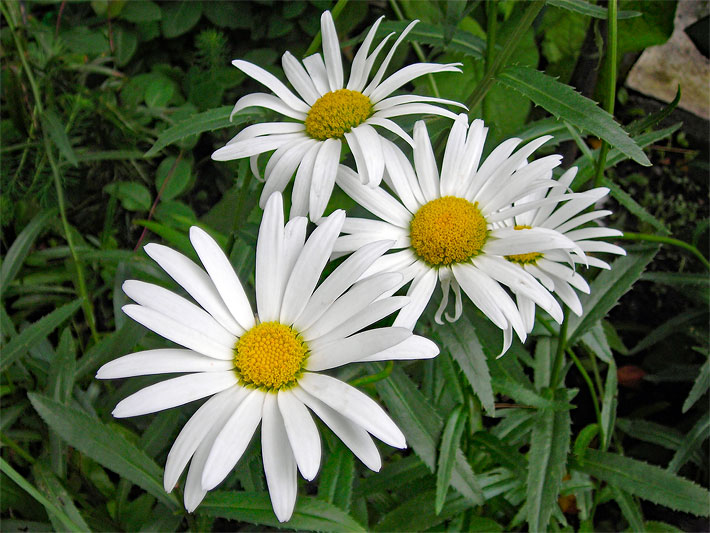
[470, 432, 528, 477]
[133, 220, 197, 261]
[145, 77, 174, 108]
[200, 491, 365, 532]
[0, 300, 81, 372]
[610, 485, 645, 533]
[616, 419, 687, 453]
[318, 442, 354, 512]
[644, 521, 683, 532]
[120, 0, 161, 22]
[683, 358, 709, 413]
[547, 0, 640, 19]
[603, 177, 670, 236]
[353, 455, 430, 496]
[0, 209, 56, 298]
[534, 336, 552, 388]
[41, 109, 78, 167]
[667, 416, 710, 474]
[438, 315, 494, 414]
[375, 366, 484, 504]
[435, 405, 467, 514]
[114, 25, 138, 67]
[104, 181, 152, 211]
[374, 490, 471, 532]
[628, 309, 707, 356]
[161, 0, 202, 38]
[526, 389, 572, 531]
[574, 449, 710, 516]
[567, 245, 659, 345]
[496, 66, 650, 166]
[600, 360, 618, 451]
[76, 319, 146, 380]
[155, 156, 191, 201]
[145, 108, 262, 157]
[581, 321, 613, 363]
[374, 21, 485, 59]
[28, 393, 179, 510]
[32, 462, 90, 532]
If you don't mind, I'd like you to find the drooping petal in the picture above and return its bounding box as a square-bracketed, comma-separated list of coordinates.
[230, 122, 306, 144]
[212, 132, 306, 161]
[231, 93, 307, 121]
[97, 349, 233, 379]
[260, 139, 318, 207]
[367, 117, 415, 148]
[277, 389, 321, 481]
[262, 394, 298, 522]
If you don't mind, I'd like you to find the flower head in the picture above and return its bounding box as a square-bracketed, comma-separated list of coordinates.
[501, 167, 626, 331]
[96, 192, 438, 521]
[335, 114, 582, 354]
[212, 11, 463, 221]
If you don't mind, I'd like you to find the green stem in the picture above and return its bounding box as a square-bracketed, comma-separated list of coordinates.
[567, 347, 602, 429]
[2, 1, 99, 342]
[349, 360, 394, 387]
[550, 310, 569, 387]
[619, 231, 710, 270]
[593, 0, 617, 188]
[465, 0, 545, 114]
[390, 0, 440, 98]
[304, 0, 349, 57]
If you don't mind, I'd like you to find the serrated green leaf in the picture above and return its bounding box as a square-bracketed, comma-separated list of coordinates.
[161, 0, 202, 38]
[375, 366, 483, 504]
[438, 315, 494, 414]
[354, 455, 429, 496]
[600, 360, 618, 450]
[318, 442, 354, 512]
[581, 321, 613, 364]
[667, 416, 710, 474]
[200, 491, 365, 532]
[32, 462, 90, 532]
[374, 21, 485, 59]
[435, 405, 466, 514]
[603, 178, 670, 236]
[644, 520, 683, 532]
[526, 389, 572, 531]
[146, 108, 263, 157]
[574, 449, 710, 516]
[41, 109, 78, 166]
[471, 432, 527, 477]
[567, 246, 659, 345]
[0, 209, 56, 298]
[628, 309, 707, 356]
[28, 393, 179, 510]
[610, 485, 646, 532]
[683, 358, 709, 413]
[616, 419, 689, 455]
[547, 0, 640, 19]
[375, 490, 470, 532]
[0, 300, 81, 372]
[496, 66, 650, 166]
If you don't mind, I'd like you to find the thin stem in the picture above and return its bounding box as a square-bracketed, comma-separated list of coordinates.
[390, 0, 440, 98]
[593, 0, 617, 188]
[567, 347, 602, 428]
[550, 310, 569, 387]
[619, 231, 710, 270]
[465, 0, 545, 114]
[349, 360, 394, 387]
[303, 0, 349, 57]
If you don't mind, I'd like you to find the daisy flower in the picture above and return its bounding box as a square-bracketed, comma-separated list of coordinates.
[212, 11, 463, 221]
[501, 166, 626, 332]
[334, 114, 583, 354]
[96, 192, 438, 521]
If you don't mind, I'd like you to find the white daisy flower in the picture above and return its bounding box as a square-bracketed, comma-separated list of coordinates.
[212, 11, 463, 221]
[334, 114, 583, 354]
[501, 166, 626, 332]
[96, 192, 438, 522]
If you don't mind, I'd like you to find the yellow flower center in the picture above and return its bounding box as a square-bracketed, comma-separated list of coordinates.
[410, 196, 488, 266]
[234, 322, 308, 391]
[304, 89, 373, 140]
[505, 225, 544, 265]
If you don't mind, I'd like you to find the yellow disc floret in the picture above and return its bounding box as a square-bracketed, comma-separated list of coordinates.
[505, 225, 543, 265]
[305, 89, 373, 140]
[410, 196, 488, 266]
[234, 322, 308, 390]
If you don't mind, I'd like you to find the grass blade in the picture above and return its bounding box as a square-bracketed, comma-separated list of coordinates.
[435, 405, 467, 514]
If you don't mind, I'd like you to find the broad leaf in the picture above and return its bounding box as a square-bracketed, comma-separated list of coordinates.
[200, 491, 365, 532]
[496, 66, 650, 166]
[28, 393, 179, 510]
[574, 449, 710, 516]
[161, 0, 202, 38]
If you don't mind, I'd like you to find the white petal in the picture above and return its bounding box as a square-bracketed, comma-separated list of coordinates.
[189, 227, 255, 330]
[212, 132, 306, 161]
[232, 92, 307, 121]
[301, 272, 403, 340]
[260, 140, 317, 207]
[451, 264, 507, 330]
[363, 20, 419, 96]
[553, 279, 584, 316]
[542, 191, 609, 230]
[278, 389, 321, 480]
[309, 138, 341, 221]
[281, 209, 345, 324]
[232, 59, 310, 113]
[439, 114, 469, 197]
[262, 394, 298, 522]
[359, 334, 439, 362]
[537, 258, 590, 293]
[298, 373, 406, 448]
[112, 371, 238, 418]
[143, 243, 243, 336]
[413, 121, 440, 202]
[374, 94, 466, 112]
[122, 280, 236, 348]
[282, 217, 309, 286]
[164, 386, 247, 493]
[553, 209, 613, 234]
[295, 240, 395, 332]
[347, 16, 385, 91]
[346, 123, 385, 188]
[454, 118, 487, 197]
[306, 327, 411, 371]
[291, 386, 381, 471]
[564, 227, 623, 241]
[382, 138, 425, 210]
[122, 304, 234, 360]
[282, 51, 320, 105]
[367, 117, 414, 147]
[320, 11, 344, 91]
[368, 63, 462, 103]
[578, 241, 626, 256]
[302, 53, 329, 96]
[230, 122, 306, 144]
[202, 389, 265, 491]
[393, 268, 438, 329]
[290, 142, 321, 219]
[485, 227, 578, 255]
[97, 349, 233, 379]
[359, 248, 418, 280]
[255, 192, 285, 321]
[373, 102, 459, 121]
[464, 138, 521, 201]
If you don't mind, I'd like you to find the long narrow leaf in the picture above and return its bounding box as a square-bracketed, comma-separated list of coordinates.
[374, 490, 471, 532]
[435, 405, 467, 514]
[318, 442, 355, 512]
[600, 360, 618, 450]
[32, 461, 90, 532]
[547, 0, 640, 19]
[610, 485, 646, 532]
[41, 109, 78, 166]
[683, 358, 710, 413]
[667, 416, 710, 474]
